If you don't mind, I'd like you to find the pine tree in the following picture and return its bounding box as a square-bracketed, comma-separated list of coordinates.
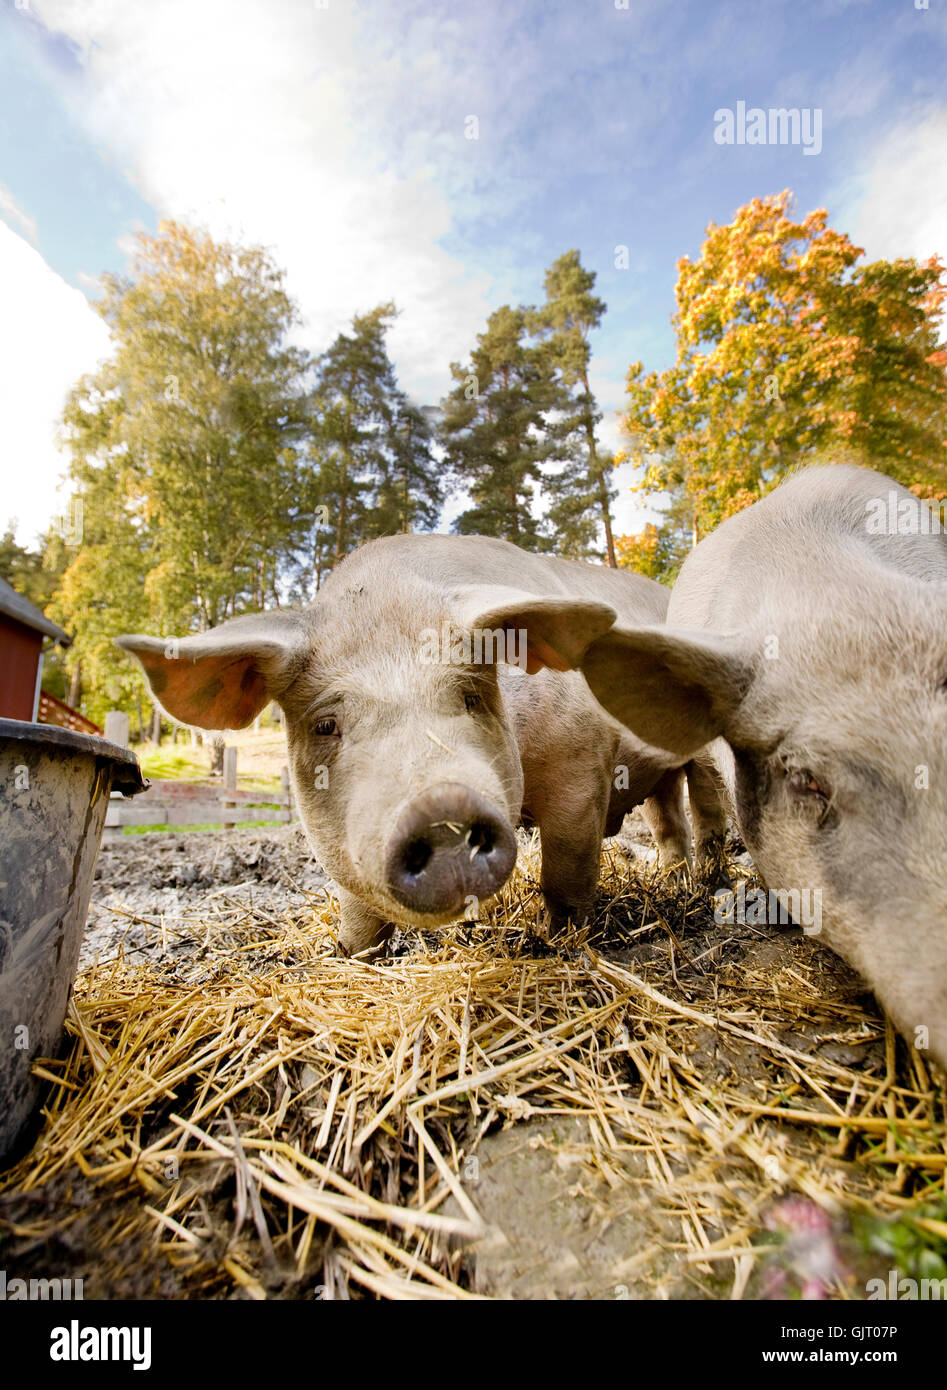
[302, 305, 441, 589]
[368, 399, 441, 538]
[440, 305, 558, 548]
[312, 303, 399, 562]
[528, 251, 618, 564]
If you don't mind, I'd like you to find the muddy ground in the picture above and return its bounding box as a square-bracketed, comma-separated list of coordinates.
[84, 823, 330, 971]
[56, 817, 909, 1299]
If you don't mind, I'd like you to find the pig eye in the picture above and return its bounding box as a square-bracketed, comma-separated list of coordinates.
[313, 717, 340, 738]
[464, 692, 481, 713]
[787, 767, 830, 805]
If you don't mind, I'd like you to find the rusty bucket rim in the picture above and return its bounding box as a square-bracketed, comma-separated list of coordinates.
[0, 716, 147, 795]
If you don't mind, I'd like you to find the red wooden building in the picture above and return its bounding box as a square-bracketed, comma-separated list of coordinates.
[0, 576, 73, 722]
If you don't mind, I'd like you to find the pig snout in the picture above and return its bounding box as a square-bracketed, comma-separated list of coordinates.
[384, 782, 517, 916]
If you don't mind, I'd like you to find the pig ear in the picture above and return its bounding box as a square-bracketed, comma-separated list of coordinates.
[115, 611, 308, 730]
[581, 624, 755, 757]
[459, 587, 617, 672]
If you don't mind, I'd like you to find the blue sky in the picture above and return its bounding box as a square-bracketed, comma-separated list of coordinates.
[2, 0, 946, 544]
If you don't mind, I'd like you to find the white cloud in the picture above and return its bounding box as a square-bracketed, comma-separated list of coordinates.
[840, 107, 947, 266]
[30, 0, 500, 407]
[0, 182, 38, 245]
[3, 0, 777, 553]
[25, 0, 682, 411]
[610, 459, 668, 538]
[585, 366, 664, 537]
[0, 220, 110, 544]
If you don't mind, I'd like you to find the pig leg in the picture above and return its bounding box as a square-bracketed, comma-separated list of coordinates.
[336, 886, 393, 957]
[684, 750, 731, 889]
[537, 783, 609, 928]
[640, 767, 693, 876]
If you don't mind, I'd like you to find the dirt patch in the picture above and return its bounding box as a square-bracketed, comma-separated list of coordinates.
[450, 1116, 711, 1299]
[84, 824, 328, 971]
[0, 817, 943, 1301]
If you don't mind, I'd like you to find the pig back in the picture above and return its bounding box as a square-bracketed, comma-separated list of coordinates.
[668, 463, 947, 631]
[327, 532, 669, 628]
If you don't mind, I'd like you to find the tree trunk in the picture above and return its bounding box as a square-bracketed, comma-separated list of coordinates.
[336, 470, 348, 559]
[336, 401, 352, 560]
[210, 734, 225, 776]
[151, 705, 162, 745]
[581, 369, 617, 568]
[68, 660, 81, 708]
[597, 466, 617, 568]
[509, 471, 519, 541]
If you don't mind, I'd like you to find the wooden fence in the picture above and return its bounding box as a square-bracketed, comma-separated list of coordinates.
[104, 746, 297, 839]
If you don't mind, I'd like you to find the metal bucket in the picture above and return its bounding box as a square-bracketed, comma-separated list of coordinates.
[0, 718, 146, 1166]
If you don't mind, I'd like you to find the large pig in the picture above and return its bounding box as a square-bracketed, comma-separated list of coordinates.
[581, 464, 947, 1068]
[117, 535, 719, 955]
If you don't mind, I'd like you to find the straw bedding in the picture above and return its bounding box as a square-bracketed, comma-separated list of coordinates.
[1, 830, 944, 1300]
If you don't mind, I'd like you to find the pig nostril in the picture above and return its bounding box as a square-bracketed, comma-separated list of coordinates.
[467, 821, 495, 856]
[402, 838, 433, 876]
[386, 785, 516, 914]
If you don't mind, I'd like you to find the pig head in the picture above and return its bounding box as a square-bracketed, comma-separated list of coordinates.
[117, 560, 618, 953]
[581, 464, 947, 1070]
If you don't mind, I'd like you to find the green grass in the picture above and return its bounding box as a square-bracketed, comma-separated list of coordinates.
[138, 746, 281, 793]
[123, 816, 286, 835]
[138, 748, 208, 781]
[853, 1202, 947, 1281]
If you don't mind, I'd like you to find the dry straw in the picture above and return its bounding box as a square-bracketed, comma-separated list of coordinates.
[1, 837, 943, 1299]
